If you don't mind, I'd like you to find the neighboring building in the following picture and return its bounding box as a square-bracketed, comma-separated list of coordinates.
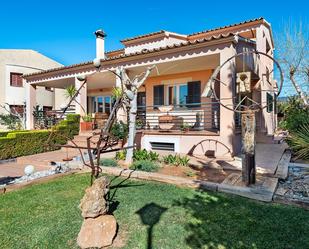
[0, 49, 65, 118]
[24, 17, 277, 157]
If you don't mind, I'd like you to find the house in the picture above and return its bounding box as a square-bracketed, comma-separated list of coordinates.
[23, 18, 277, 157]
[0, 50, 66, 120]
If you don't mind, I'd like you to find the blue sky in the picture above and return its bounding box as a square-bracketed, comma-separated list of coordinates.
[0, 0, 308, 95]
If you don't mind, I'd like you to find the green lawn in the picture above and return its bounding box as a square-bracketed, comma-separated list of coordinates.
[0, 173, 308, 249]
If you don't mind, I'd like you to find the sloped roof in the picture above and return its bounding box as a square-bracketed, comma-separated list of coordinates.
[24, 33, 236, 78]
[24, 17, 268, 78]
[188, 17, 265, 37]
[120, 30, 166, 43]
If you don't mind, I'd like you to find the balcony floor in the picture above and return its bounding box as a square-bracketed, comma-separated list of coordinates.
[138, 129, 219, 136]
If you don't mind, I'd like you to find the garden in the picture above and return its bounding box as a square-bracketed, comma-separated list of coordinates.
[278, 96, 309, 162]
[1, 173, 309, 249]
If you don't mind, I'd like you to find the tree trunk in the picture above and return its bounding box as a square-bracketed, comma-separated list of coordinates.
[125, 94, 137, 164]
[290, 73, 309, 106]
[241, 111, 256, 185]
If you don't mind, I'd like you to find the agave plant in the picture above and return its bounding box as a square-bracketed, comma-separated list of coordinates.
[288, 122, 309, 159]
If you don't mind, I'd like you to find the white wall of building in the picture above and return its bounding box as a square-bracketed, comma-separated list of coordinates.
[124, 33, 186, 54]
[0, 49, 62, 114]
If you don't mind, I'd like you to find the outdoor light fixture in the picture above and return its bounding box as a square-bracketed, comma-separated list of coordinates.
[77, 74, 86, 81]
[125, 90, 134, 100]
[93, 58, 101, 68]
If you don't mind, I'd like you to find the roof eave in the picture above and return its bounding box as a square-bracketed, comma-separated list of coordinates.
[24, 34, 238, 80]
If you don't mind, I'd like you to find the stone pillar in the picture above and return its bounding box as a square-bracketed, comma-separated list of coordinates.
[115, 69, 127, 123]
[75, 77, 87, 116]
[26, 82, 36, 130]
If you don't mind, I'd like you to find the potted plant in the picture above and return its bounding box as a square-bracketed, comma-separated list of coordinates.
[180, 123, 190, 132]
[80, 114, 93, 132]
[111, 121, 128, 147]
[136, 119, 144, 130]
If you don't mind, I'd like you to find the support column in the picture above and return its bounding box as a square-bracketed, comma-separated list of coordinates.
[219, 45, 237, 155]
[115, 69, 127, 123]
[26, 82, 36, 130]
[75, 77, 87, 116]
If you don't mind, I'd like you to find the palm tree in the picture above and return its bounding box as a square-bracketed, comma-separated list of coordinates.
[64, 85, 86, 114]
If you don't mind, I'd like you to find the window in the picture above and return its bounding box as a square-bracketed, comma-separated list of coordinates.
[179, 85, 188, 106]
[43, 106, 53, 111]
[165, 81, 201, 108]
[267, 92, 274, 113]
[153, 85, 164, 107]
[168, 86, 176, 105]
[187, 81, 201, 107]
[10, 72, 23, 87]
[10, 105, 24, 115]
[91, 96, 112, 113]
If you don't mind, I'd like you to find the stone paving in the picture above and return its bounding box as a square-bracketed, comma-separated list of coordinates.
[0, 150, 80, 180]
[274, 163, 309, 208]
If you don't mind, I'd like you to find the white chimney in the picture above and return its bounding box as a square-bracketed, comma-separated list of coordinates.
[94, 29, 106, 59]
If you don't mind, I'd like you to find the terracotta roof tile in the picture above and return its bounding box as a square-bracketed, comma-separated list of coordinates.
[188, 17, 264, 37]
[24, 33, 236, 78]
[120, 30, 166, 43]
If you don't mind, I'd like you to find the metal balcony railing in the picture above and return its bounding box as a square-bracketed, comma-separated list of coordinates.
[136, 102, 220, 132]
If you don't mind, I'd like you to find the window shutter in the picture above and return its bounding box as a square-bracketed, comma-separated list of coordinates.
[153, 85, 164, 107]
[267, 92, 273, 113]
[10, 73, 23, 87]
[187, 81, 201, 107]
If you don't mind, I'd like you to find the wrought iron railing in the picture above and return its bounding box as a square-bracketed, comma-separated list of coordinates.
[136, 102, 220, 132]
[33, 109, 75, 129]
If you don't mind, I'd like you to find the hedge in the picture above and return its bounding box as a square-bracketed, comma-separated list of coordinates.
[0, 114, 80, 160]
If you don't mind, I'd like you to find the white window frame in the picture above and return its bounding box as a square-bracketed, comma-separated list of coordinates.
[165, 83, 187, 106]
[92, 95, 112, 113]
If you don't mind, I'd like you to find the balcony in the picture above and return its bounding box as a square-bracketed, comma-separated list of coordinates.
[136, 102, 220, 135]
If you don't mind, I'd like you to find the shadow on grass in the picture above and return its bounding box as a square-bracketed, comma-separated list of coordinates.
[136, 202, 168, 249]
[107, 169, 144, 214]
[174, 189, 308, 249]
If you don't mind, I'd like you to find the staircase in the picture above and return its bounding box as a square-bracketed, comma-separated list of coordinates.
[255, 130, 282, 144]
[62, 132, 98, 153]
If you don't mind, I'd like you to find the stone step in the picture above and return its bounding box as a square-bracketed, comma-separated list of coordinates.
[274, 150, 292, 180]
[256, 133, 275, 144]
[72, 135, 100, 143]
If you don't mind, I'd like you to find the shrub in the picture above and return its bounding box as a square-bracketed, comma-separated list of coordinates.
[177, 155, 190, 166]
[0, 114, 22, 130]
[129, 160, 159, 172]
[115, 150, 127, 160]
[278, 97, 309, 132]
[133, 149, 159, 161]
[55, 114, 80, 139]
[0, 114, 80, 160]
[115, 149, 159, 162]
[99, 158, 118, 167]
[82, 114, 92, 122]
[288, 122, 309, 160]
[111, 121, 128, 140]
[163, 154, 190, 167]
